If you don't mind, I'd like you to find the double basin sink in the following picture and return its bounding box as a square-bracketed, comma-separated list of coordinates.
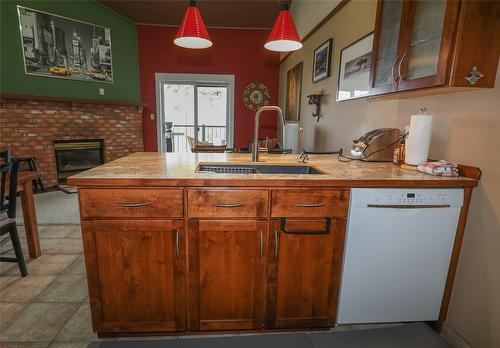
[196, 163, 325, 175]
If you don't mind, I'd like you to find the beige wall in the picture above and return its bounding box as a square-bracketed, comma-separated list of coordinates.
[279, 1, 500, 347]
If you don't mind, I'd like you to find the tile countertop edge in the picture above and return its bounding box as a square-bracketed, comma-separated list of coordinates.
[66, 178, 478, 188]
[66, 152, 478, 188]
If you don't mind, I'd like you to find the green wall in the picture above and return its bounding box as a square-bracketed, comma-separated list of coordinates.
[0, 0, 140, 103]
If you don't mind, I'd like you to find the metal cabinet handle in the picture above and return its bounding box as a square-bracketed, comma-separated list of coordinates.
[391, 54, 401, 82]
[213, 203, 245, 208]
[117, 202, 149, 208]
[280, 217, 331, 234]
[259, 230, 263, 259]
[175, 230, 180, 260]
[398, 51, 408, 81]
[295, 203, 326, 208]
[274, 229, 279, 259]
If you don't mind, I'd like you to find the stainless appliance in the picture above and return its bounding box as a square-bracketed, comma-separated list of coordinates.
[350, 128, 402, 161]
[337, 188, 463, 323]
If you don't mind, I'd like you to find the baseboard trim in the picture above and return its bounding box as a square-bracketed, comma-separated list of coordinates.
[440, 324, 472, 348]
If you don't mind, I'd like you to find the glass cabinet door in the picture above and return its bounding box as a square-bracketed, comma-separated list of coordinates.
[370, 0, 405, 93]
[398, 0, 458, 90]
[405, 0, 447, 80]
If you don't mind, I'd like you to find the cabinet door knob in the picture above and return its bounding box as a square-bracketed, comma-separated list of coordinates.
[280, 217, 331, 234]
[213, 203, 245, 208]
[117, 202, 149, 208]
[465, 66, 484, 85]
[259, 230, 264, 259]
[295, 203, 326, 208]
[392, 54, 401, 82]
[398, 51, 408, 81]
[175, 230, 180, 260]
[274, 229, 279, 260]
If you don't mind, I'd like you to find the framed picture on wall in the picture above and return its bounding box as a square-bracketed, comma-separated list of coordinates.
[17, 5, 113, 83]
[312, 39, 332, 83]
[337, 32, 374, 101]
[285, 62, 303, 122]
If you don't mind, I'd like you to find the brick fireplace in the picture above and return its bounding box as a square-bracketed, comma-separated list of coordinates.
[0, 97, 144, 188]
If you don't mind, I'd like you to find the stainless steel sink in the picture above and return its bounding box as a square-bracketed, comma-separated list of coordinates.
[196, 164, 325, 175]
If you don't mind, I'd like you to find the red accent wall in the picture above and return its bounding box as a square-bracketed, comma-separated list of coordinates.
[138, 25, 281, 151]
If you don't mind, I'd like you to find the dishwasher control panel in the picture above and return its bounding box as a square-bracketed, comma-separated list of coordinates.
[350, 188, 464, 208]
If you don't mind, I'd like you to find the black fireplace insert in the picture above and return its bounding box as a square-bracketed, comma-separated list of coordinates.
[54, 139, 104, 182]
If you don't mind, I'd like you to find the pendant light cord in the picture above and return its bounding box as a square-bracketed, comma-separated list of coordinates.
[190, 0, 196, 6]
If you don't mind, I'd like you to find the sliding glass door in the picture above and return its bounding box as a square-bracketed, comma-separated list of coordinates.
[156, 74, 234, 153]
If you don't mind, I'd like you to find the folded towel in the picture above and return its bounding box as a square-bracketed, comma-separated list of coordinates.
[417, 160, 459, 177]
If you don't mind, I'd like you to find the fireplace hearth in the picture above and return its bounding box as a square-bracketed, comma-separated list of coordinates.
[54, 139, 104, 182]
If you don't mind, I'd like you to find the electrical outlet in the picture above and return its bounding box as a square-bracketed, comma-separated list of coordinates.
[150, 113, 155, 120]
[99, 88, 105, 96]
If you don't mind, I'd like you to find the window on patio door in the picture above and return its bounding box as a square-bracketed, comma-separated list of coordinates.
[156, 74, 234, 153]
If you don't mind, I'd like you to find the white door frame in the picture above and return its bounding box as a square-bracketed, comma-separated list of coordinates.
[155, 73, 235, 152]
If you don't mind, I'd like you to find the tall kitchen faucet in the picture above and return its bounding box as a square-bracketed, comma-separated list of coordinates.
[252, 106, 286, 162]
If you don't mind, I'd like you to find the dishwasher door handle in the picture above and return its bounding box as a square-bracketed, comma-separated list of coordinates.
[367, 204, 451, 209]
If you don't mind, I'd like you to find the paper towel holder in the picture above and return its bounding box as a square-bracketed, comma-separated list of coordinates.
[306, 93, 323, 122]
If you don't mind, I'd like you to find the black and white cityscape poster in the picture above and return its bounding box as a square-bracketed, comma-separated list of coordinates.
[17, 6, 113, 82]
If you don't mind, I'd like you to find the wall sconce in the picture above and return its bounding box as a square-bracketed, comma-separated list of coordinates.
[306, 92, 323, 122]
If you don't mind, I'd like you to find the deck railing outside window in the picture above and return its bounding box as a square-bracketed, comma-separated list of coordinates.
[165, 124, 226, 152]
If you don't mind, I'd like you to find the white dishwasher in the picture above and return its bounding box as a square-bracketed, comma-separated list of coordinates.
[337, 188, 463, 324]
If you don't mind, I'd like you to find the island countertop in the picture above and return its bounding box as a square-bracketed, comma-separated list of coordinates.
[67, 152, 478, 188]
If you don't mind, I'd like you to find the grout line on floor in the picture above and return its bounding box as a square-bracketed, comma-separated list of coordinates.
[47, 299, 87, 346]
[59, 256, 83, 275]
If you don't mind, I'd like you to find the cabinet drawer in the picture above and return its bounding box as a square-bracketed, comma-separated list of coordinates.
[188, 189, 268, 218]
[271, 189, 349, 218]
[79, 188, 183, 218]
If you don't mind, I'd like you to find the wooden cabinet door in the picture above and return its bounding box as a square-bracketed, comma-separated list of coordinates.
[397, 0, 460, 91]
[188, 220, 267, 331]
[265, 219, 346, 329]
[82, 220, 186, 333]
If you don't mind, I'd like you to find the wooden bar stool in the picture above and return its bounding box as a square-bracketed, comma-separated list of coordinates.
[13, 156, 44, 192]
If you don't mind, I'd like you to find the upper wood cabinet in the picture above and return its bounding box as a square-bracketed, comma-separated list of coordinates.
[369, 0, 500, 96]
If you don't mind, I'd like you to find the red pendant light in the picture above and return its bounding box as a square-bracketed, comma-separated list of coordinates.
[265, 1, 302, 52]
[174, 0, 212, 49]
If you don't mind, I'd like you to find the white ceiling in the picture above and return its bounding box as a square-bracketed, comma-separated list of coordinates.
[291, 0, 343, 38]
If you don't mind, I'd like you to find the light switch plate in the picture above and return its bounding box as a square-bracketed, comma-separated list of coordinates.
[99, 88, 105, 96]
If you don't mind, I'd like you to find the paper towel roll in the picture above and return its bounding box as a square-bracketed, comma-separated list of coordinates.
[405, 114, 433, 165]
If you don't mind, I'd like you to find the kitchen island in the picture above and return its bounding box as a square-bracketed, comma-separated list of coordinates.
[68, 152, 479, 337]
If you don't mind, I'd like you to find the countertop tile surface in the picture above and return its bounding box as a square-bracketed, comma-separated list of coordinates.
[68, 152, 475, 187]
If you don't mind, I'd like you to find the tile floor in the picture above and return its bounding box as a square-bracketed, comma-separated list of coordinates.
[0, 225, 95, 348]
